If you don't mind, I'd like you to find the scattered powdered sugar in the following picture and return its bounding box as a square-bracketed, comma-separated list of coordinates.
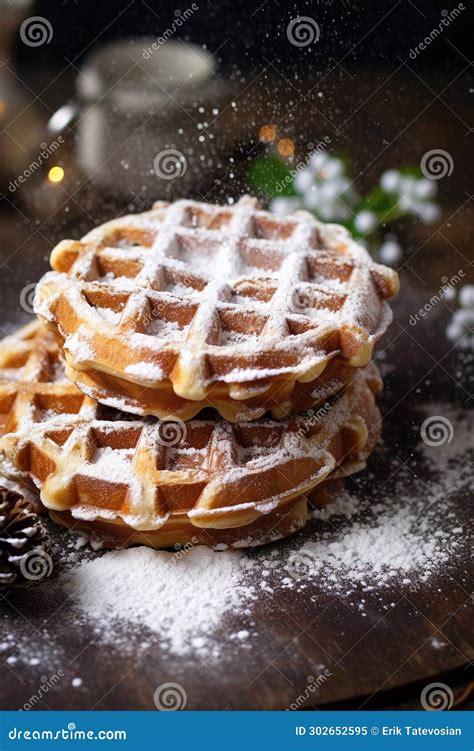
[63, 546, 255, 657]
[288, 503, 462, 589]
[310, 488, 360, 521]
[283, 401, 471, 594]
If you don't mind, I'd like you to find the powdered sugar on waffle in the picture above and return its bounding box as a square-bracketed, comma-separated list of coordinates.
[35, 197, 399, 399]
[125, 361, 165, 381]
[64, 327, 96, 363]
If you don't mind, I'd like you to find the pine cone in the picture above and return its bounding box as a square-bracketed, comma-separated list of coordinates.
[0, 486, 53, 590]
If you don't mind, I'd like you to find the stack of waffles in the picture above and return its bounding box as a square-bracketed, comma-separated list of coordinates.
[0, 197, 399, 549]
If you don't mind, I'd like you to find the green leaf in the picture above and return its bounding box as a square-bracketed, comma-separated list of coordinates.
[247, 155, 297, 199]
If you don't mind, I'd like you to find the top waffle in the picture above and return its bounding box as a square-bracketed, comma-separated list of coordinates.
[35, 196, 398, 418]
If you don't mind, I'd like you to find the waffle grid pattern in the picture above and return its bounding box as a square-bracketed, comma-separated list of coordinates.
[0, 322, 382, 535]
[0, 322, 98, 437]
[35, 197, 398, 411]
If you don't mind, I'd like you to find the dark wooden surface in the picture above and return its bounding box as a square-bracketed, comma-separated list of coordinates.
[0, 66, 472, 711]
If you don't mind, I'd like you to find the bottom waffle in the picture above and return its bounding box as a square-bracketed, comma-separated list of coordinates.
[0, 322, 382, 549]
[47, 477, 355, 550]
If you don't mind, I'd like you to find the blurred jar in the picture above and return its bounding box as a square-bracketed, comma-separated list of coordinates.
[47, 38, 234, 202]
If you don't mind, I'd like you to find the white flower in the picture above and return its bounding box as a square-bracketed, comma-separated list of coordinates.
[399, 176, 417, 198]
[332, 202, 353, 220]
[442, 286, 456, 301]
[397, 194, 413, 212]
[412, 202, 441, 223]
[456, 308, 474, 326]
[318, 182, 339, 203]
[318, 157, 344, 180]
[413, 178, 437, 200]
[294, 168, 314, 193]
[303, 185, 321, 210]
[446, 308, 473, 349]
[459, 285, 474, 308]
[271, 197, 301, 216]
[335, 177, 352, 195]
[309, 152, 327, 172]
[354, 210, 377, 234]
[380, 170, 400, 192]
[379, 238, 402, 265]
[446, 318, 464, 343]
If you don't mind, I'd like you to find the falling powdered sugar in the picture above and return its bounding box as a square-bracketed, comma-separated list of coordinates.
[63, 546, 255, 657]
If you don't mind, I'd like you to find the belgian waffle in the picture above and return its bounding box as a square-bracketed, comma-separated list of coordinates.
[0, 325, 382, 548]
[35, 196, 398, 421]
[0, 321, 98, 437]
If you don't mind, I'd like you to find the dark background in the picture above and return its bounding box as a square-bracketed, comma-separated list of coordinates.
[16, 0, 472, 73]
